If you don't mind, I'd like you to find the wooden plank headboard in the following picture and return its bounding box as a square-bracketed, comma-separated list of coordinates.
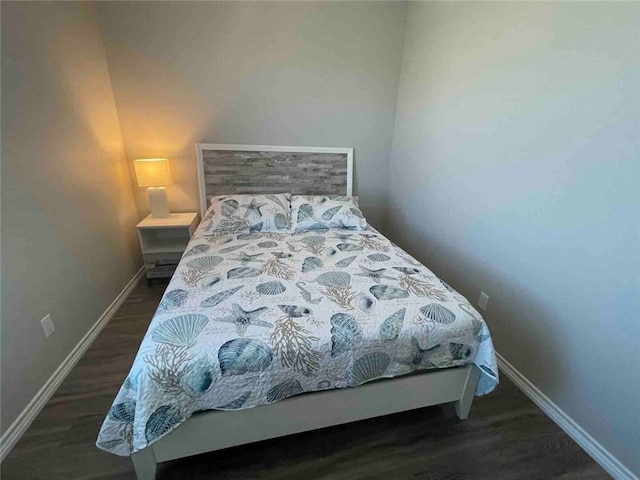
[195, 144, 353, 216]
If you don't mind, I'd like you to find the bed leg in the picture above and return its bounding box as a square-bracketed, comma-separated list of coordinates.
[453, 365, 481, 420]
[132, 447, 157, 480]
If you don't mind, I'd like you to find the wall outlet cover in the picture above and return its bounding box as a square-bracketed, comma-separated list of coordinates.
[478, 292, 489, 310]
[41, 314, 55, 338]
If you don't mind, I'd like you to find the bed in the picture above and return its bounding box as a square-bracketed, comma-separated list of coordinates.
[97, 144, 498, 480]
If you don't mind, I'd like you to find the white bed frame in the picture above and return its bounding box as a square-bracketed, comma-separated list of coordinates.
[131, 144, 481, 480]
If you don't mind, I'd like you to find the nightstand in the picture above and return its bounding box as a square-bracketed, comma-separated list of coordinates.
[137, 212, 199, 285]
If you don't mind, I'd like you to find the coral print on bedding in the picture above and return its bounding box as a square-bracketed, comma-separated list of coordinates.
[203, 193, 291, 235]
[97, 219, 498, 456]
[291, 195, 366, 232]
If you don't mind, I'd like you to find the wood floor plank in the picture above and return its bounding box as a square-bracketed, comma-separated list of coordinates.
[1, 281, 609, 479]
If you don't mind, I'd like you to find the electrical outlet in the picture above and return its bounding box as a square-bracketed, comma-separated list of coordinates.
[41, 314, 55, 338]
[478, 292, 489, 310]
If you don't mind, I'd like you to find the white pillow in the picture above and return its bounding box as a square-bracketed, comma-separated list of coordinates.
[204, 193, 291, 235]
[290, 195, 366, 232]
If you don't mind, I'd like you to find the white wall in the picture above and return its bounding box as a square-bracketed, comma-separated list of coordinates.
[95, 1, 408, 229]
[388, 2, 639, 475]
[1, 2, 141, 435]
[2, 1, 638, 474]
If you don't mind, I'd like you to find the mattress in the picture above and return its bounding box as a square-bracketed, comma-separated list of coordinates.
[97, 223, 498, 456]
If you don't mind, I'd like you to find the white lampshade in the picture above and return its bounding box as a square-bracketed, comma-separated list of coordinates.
[134, 158, 172, 187]
[134, 158, 172, 218]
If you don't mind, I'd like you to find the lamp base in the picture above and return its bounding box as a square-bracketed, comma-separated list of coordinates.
[148, 187, 170, 218]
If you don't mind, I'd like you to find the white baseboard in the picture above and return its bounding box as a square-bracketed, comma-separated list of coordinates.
[496, 352, 637, 480]
[0, 266, 145, 462]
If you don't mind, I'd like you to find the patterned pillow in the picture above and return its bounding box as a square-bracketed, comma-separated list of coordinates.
[205, 193, 291, 235]
[291, 195, 366, 232]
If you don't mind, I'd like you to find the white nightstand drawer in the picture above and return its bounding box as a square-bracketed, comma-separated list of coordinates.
[144, 251, 183, 266]
[146, 265, 180, 279]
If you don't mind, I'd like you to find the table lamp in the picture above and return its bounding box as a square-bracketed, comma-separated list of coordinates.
[134, 158, 173, 218]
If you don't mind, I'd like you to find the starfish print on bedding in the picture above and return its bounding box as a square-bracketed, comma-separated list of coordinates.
[242, 198, 267, 218]
[213, 303, 272, 336]
[353, 266, 395, 282]
[396, 336, 439, 368]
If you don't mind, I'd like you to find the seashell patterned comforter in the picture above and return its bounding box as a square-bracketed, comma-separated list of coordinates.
[97, 223, 498, 456]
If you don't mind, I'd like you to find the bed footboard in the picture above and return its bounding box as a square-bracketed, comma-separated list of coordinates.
[129, 365, 481, 480]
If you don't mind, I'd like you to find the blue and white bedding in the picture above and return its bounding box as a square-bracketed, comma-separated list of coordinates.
[97, 222, 498, 456]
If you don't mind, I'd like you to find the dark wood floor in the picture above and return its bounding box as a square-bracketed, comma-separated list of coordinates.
[2, 281, 609, 480]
